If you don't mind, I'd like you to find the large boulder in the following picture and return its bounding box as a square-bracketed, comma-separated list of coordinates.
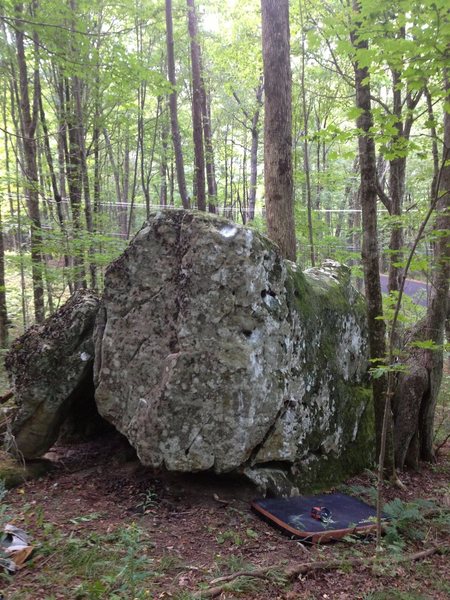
[95, 210, 373, 492]
[5, 289, 100, 458]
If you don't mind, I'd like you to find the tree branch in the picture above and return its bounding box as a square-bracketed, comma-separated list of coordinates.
[376, 181, 392, 213]
[193, 545, 448, 599]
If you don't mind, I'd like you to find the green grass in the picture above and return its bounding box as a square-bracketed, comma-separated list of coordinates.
[363, 592, 430, 600]
[2, 524, 160, 600]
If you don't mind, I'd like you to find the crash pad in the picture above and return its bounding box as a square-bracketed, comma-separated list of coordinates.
[252, 492, 385, 543]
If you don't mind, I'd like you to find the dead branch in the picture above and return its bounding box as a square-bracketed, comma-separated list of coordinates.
[0, 391, 13, 405]
[435, 432, 450, 456]
[193, 545, 449, 598]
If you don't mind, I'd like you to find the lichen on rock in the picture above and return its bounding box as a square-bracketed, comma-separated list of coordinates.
[5, 211, 373, 494]
[5, 289, 100, 459]
[94, 210, 373, 492]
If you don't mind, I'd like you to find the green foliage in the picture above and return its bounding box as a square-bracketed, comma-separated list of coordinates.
[382, 498, 442, 551]
[137, 487, 159, 513]
[216, 529, 244, 546]
[19, 523, 159, 600]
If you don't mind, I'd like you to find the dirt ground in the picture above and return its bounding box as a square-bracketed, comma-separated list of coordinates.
[2, 431, 450, 600]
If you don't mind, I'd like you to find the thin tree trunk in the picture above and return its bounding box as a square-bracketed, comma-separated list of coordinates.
[241, 141, 247, 224]
[16, 164, 28, 330]
[120, 128, 130, 236]
[200, 77, 217, 212]
[160, 101, 169, 206]
[165, 0, 190, 209]
[248, 76, 263, 222]
[224, 125, 229, 215]
[0, 92, 11, 346]
[72, 75, 97, 286]
[65, 79, 86, 289]
[15, 4, 45, 322]
[169, 155, 175, 205]
[103, 127, 124, 220]
[387, 69, 405, 294]
[0, 193, 8, 347]
[37, 72, 72, 288]
[141, 98, 162, 218]
[261, 0, 296, 261]
[300, 1, 315, 266]
[187, 0, 206, 211]
[3, 88, 16, 247]
[9, 78, 29, 328]
[350, 0, 388, 460]
[425, 87, 440, 202]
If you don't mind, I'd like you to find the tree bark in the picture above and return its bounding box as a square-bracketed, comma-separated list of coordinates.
[425, 87, 440, 203]
[200, 75, 217, 212]
[300, 0, 315, 266]
[392, 71, 449, 470]
[0, 197, 8, 347]
[165, 0, 190, 209]
[387, 69, 405, 294]
[247, 77, 263, 221]
[187, 0, 206, 211]
[418, 74, 449, 461]
[65, 78, 86, 289]
[350, 1, 387, 459]
[15, 3, 45, 322]
[0, 92, 11, 346]
[103, 127, 124, 224]
[160, 101, 169, 207]
[261, 0, 296, 261]
[72, 75, 97, 287]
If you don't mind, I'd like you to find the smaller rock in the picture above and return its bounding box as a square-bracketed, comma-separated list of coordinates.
[0, 450, 51, 488]
[5, 289, 100, 458]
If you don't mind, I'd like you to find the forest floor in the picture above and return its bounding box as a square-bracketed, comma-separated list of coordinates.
[1, 428, 449, 600]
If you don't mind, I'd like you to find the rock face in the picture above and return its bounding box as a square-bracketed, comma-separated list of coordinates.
[6, 289, 100, 458]
[5, 211, 373, 492]
[94, 210, 373, 492]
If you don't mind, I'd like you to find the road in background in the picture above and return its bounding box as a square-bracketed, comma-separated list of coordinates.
[379, 274, 429, 307]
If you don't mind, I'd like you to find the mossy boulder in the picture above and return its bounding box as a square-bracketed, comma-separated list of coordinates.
[94, 210, 373, 493]
[5, 290, 100, 459]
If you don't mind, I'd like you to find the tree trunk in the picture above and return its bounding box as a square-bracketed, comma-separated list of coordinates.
[160, 102, 169, 207]
[15, 4, 45, 322]
[425, 87, 440, 202]
[301, 93, 315, 265]
[0, 198, 8, 347]
[0, 93, 11, 346]
[65, 79, 86, 289]
[165, 0, 190, 209]
[103, 127, 124, 223]
[387, 70, 405, 294]
[187, 0, 206, 211]
[350, 1, 387, 459]
[3, 87, 16, 248]
[37, 71, 73, 288]
[394, 72, 450, 469]
[9, 77, 29, 327]
[247, 77, 263, 221]
[261, 0, 296, 261]
[121, 128, 130, 237]
[200, 77, 217, 212]
[72, 75, 97, 286]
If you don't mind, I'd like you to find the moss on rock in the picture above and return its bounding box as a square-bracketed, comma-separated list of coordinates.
[0, 451, 52, 488]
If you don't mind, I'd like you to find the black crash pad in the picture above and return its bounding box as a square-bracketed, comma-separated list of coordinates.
[252, 492, 386, 543]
